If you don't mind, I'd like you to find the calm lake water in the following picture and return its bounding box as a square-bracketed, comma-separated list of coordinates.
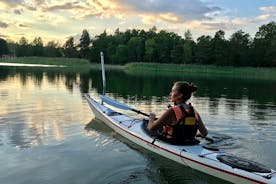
[0, 65, 275, 184]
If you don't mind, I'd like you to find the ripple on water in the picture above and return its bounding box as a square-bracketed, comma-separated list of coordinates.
[139, 150, 231, 184]
[101, 166, 157, 184]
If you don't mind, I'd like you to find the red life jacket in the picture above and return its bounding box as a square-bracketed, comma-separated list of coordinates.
[163, 104, 198, 144]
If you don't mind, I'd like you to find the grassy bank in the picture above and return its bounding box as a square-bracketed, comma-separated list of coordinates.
[89, 63, 124, 70]
[125, 62, 276, 80]
[0, 57, 125, 70]
[0, 57, 91, 73]
[0, 57, 89, 67]
[1, 57, 276, 80]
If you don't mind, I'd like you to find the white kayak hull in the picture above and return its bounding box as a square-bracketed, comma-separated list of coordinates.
[84, 94, 276, 184]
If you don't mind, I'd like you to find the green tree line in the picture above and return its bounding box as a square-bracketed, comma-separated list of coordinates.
[1, 21, 275, 67]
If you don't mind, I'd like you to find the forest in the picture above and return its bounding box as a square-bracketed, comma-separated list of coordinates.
[0, 21, 275, 67]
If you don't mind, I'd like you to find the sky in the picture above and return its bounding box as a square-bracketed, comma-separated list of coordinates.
[0, 0, 275, 44]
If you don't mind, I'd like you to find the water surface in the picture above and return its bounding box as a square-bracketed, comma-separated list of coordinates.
[0, 66, 275, 184]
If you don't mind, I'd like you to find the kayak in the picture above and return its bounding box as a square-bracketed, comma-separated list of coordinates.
[84, 94, 276, 184]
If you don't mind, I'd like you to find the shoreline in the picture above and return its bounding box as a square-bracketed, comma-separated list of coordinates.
[1, 57, 275, 80]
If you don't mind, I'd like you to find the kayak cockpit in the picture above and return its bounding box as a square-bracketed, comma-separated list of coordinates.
[141, 119, 200, 146]
[103, 109, 122, 116]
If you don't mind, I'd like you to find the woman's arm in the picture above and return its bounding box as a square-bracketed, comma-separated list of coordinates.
[195, 110, 208, 137]
[147, 108, 175, 130]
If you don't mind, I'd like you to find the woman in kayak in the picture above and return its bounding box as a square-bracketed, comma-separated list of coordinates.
[147, 81, 208, 145]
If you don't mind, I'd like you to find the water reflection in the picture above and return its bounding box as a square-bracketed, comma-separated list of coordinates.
[0, 65, 275, 183]
[0, 67, 91, 148]
[2, 67, 275, 98]
[1, 66, 276, 144]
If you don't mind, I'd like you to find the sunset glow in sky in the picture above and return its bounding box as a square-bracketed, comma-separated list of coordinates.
[0, 0, 275, 43]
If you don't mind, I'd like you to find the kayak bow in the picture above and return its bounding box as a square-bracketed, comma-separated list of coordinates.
[100, 95, 150, 117]
[84, 94, 276, 184]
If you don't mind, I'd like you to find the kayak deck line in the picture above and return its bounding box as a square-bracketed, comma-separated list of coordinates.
[267, 172, 276, 179]
[199, 151, 225, 158]
[84, 94, 276, 184]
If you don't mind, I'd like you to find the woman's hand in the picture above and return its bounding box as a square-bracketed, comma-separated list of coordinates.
[149, 113, 156, 121]
[147, 113, 156, 130]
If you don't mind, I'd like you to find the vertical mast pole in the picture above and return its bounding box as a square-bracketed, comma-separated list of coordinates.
[100, 51, 106, 96]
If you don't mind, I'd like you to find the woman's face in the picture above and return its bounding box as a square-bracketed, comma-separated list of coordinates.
[170, 84, 182, 103]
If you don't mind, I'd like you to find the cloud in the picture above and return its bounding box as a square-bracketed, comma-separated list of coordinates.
[1, 0, 24, 5]
[200, 22, 234, 31]
[41, 2, 82, 12]
[3, 0, 273, 42]
[20, 0, 221, 23]
[232, 12, 275, 26]
[18, 24, 30, 28]
[260, 6, 276, 13]
[0, 34, 8, 38]
[33, 0, 45, 5]
[117, 0, 221, 22]
[0, 0, 223, 26]
[31, 1, 104, 20]
[0, 0, 44, 11]
[232, 17, 251, 25]
[256, 14, 271, 21]
[0, 0, 24, 8]
[35, 13, 66, 26]
[14, 9, 22, 14]
[0, 21, 9, 28]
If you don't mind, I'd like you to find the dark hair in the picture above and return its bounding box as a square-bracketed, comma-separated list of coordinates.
[174, 81, 198, 101]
